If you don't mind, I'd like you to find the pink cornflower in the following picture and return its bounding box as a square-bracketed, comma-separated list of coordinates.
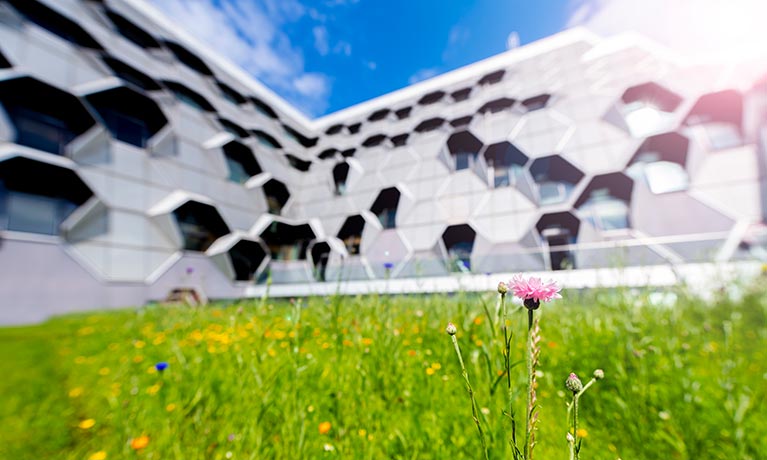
[508, 275, 561, 309]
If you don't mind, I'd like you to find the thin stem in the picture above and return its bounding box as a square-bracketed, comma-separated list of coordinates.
[451, 334, 490, 460]
[524, 308, 534, 460]
[568, 396, 575, 460]
[573, 393, 579, 460]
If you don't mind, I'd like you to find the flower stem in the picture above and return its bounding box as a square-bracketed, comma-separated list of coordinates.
[451, 334, 490, 460]
[525, 308, 534, 460]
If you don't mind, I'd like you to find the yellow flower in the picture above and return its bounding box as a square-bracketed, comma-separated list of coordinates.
[98, 368, 110, 376]
[132, 355, 144, 363]
[473, 316, 483, 325]
[74, 356, 87, 364]
[68, 387, 83, 398]
[133, 340, 145, 349]
[361, 338, 373, 346]
[79, 419, 96, 430]
[166, 404, 176, 412]
[358, 429, 367, 437]
[147, 384, 161, 395]
[431, 363, 441, 370]
[426, 367, 436, 376]
[88, 451, 107, 460]
[576, 428, 588, 438]
[130, 435, 150, 450]
[267, 348, 277, 357]
[318, 421, 332, 435]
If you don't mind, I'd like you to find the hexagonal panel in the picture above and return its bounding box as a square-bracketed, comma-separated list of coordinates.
[84, 86, 168, 148]
[223, 141, 261, 184]
[415, 117, 446, 133]
[529, 155, 584, 206]
[364, 229, 412, 277]
[447, 130, 483, 170]
[483, 141, 528, 188]
[511, 110, 574, 157]
[0, 77, 96, 155]
[441, 224, 476, 272]
[7, 0, 104, 50]
[172, 201, 230, 252]
[370, 187, 401, 229]
[207, 234, 269, 281]
[536, 211, 580, 270]
[162, 80, 216, 112]
[262, 179, 290, 215]
[104, 8, 162, 49]
[683, 90, 744, 150]
[609, 81, 683, 137]
[259, 221, 315, 261]
[575, 173, 633, 231]
[0, 155, 93, 235]
[101, 56, 162, 92]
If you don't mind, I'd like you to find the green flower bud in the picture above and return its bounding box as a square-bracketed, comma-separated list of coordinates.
[445, 322, 457, 336]
[565, 373, 583, 394]
[497, 282, 508, 295]
[593, 369, 605, 380]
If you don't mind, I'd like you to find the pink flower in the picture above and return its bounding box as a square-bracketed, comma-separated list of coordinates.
[508, 275, 562, 303]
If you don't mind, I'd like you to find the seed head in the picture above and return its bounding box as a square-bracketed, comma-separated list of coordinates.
[445, 322, 457, 336]
[593, 369, 605, 380]
[565, 373, 583, 394]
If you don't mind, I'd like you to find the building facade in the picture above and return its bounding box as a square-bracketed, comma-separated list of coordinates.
[1, 0, 766, 323]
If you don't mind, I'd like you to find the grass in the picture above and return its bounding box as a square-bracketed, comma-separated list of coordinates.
[0, 282, 766, 459]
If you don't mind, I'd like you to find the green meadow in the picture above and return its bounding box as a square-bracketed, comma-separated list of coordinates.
[1, 282, 765, 459]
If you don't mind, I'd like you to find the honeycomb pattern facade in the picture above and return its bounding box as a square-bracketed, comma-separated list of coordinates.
[0, 0, 766, 322]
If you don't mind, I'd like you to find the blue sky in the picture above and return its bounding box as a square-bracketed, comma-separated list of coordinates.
[148, 0, 767, 118]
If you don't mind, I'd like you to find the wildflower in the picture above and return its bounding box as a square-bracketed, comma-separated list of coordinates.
[593, 369, 605, 380]
[79, 419, 96, 430]
[445, 323, 457, 336]
[166, 404, 176, 412]
[565, 373, 583, 394]
[147, 384, 161, 395]
[383, 262, 394, 269]
[497, 281, 508, 295]
[88, 451, 107, 460]
[155, 362, 168, 372]
[98, 368, 110, 376]
[361, 337, 373, 346]
[358, 429, 367, 437]
[323, 443, 335, 452]
[318, 421, 332, 435]
[426, 367, 436, 376]
[508, 275, 561, 309]
[130, 435, 149, 450]
[576, 428, 588, 438]
[68, 387, 83, 398]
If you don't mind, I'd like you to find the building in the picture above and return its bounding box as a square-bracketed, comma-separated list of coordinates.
[1, 0, 766, 323]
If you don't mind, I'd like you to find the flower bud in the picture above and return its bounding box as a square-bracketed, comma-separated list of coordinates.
[593, 369, 604, 380]
[445, 322, 457, 336]
[566, 432, 575, 443]
[497, 281, 508, 295]
[565, 373, 583, 394]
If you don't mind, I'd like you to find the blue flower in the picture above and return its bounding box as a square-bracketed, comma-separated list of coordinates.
[383, 262, 394, 269]
[155, 362, 169, 372]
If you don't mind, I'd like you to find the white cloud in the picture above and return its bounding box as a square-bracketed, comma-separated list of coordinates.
[408, 68, 439, 85]
[333, 41, 352, 56]
[313, 26, 329, 56]
[568, 0, 767, 64]
[365, 61, 377, 70]
[506, 31, 520, 50]
[149, 0, 331, 116]
[293, 73, 329, 96]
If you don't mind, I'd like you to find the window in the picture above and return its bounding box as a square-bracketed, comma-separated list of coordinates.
[223, 142, 261, 184]
[263, 179, 290, 215]
[337, 215, 365, 255]
[620, 82, 682, 137]
[643, 162, 688, 194]
[162, 81, 216, 112]
[530, 156, 584, 205]
[0, 157, 93, 236]
[370, 188, 401, 229]
[11, 107, 74, 155]
[7, 0, 103, 50]
[447, 130, 483, 171]
[100, 109, 149, 147]
[172, 201, 229, 252]
[484, 142, 527, 188]
[260, 222, 314, 261]
[85, 87, 167, 148]
[442, 224, 475, 273]
[579, 189, 630, 230]
[333, 162, 350, 195]
[228, 240, 266, 281]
